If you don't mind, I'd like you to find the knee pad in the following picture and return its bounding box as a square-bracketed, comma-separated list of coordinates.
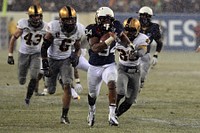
[88, 94, 96, 106]
[48, 86, 56, 95]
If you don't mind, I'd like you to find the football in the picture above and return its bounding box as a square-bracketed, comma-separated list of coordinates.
[100, 32, 111, 42]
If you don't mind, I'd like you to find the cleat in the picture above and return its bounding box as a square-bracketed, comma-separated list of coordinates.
[60, 116, 70, 125]
[109, 115, 119, 126]
[87, 112, 95, 127]
[41, 88, 48, 96]
[73, 95, 80, 100]
[71, 88, 80, 100]
[140, 81, 144, 88]
[25, 98, 30, 105]
[35, 92, 45, 96]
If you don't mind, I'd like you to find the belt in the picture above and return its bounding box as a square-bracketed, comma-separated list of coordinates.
[119, 64, 140, 73]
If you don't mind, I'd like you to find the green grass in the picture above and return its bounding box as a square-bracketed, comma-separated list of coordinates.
[0, 50, 200, 133]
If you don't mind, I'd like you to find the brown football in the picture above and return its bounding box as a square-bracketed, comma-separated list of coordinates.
[100, 32, 111, 42]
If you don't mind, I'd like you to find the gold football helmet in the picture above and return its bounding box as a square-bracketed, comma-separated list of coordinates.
[59, 6, 77, 33]
[28, 5, 43, 28]
[123, 18, 141, 41]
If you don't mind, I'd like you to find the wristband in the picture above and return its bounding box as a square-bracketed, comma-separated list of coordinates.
[8, 53, 13, 56]
[104, 36, 115, 46]
[153, 54, 158, 58]
[75, 78, 80, 83]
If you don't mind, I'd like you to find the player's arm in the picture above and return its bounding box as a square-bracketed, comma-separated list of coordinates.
[70, 39, 81, 68]
[41, 32, 53, 59]
[7, 28, 23, 65]
[73, 67, 83, 93]
[89, 36, 108, 53]
[41, 32, 53, 77]
[153, 24, 163, 57]
[136, 45, 147, 57]
[74, 39, 81, 57]
[89, 32, 118, 53]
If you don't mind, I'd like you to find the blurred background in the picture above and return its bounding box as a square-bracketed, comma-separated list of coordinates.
[0, 0, 200, 51]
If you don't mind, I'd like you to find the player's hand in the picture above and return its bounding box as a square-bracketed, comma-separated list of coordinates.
[70, 52, 79, 67]
[42, 59, 52, 77]
[74, 83, 83, 94]
[152, 54, 158, 66]
[7, 56, 14, 65]
[128, 48, 139, 61]
[43, 68, 52, 77]
[129, 43, 136, 50]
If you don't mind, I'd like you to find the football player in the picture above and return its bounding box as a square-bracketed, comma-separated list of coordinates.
[7, 5, 47, 105]
[85, 7, 133, 127]
[138, 6, 163, 88]
[115, 18, 148, 118]
[41, 6, 83, 125]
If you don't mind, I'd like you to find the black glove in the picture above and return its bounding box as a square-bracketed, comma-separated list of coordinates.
[43, 68, 52, 77]
[42, 59, 52, 77]
[70, 52, 79, 67]
[129, 50, 139, 61]
[7, 56, 14, 65]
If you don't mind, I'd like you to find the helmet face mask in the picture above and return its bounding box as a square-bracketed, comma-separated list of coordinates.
[28, 5, 43, 28]
[123, 18, 141, 41]
[59, 6, 77, 33]
[95, 7, 114, 32]
[138, 6, 153, 27]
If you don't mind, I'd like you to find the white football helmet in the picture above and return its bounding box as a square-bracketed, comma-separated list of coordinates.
[138, 6, 153, 16]
[95, 7, 114, 31]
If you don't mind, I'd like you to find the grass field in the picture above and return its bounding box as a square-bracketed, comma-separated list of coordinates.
[0, 50, 200, 133]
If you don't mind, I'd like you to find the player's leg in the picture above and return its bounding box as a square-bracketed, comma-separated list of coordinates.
[102, 63, 118, 126]
[116, 71, 140, 117]
[76, 55, 90, 72]
[87, 65, 103, 127]
[60, 58, 73, 124]
[25, 53, 40, 105]
[116, 65, 128, 115]
[18, 52, 29, 85]
[140, 53, 151, 88]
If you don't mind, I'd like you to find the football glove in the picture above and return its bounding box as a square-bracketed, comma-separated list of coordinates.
[42, 59, 52, 77]
[70, 52, 79, 67]
[74, 83, 83, 94]
[7, 56, 14, 65]
[152, 54, 158, 66]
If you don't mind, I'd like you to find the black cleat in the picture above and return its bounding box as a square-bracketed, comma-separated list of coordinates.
[60, 116, 70, 125]
[25, 98, 30, 105]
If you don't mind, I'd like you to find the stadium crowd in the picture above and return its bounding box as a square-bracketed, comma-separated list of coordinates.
[2, 0, 200, 13]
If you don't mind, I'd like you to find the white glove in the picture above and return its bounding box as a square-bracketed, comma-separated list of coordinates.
[152, 55, 158, 66]
[74, 83, 83, 94]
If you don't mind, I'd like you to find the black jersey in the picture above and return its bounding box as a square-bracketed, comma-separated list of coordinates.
[140, 22, 163, 53]
[85, 24, 116, 66]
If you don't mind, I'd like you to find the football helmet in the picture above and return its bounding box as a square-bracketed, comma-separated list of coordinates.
[59, 6, 77, 33]
[28, 5, 43, 28]
[138, 6, 153, 27]
[95, 7, 115, 32]
[123, 18, 141, 41]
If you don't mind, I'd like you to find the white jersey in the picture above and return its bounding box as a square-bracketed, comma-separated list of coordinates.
[17, 18, 48, 54]
[47, 20, 85, 60]
[116, 33, 149, 66]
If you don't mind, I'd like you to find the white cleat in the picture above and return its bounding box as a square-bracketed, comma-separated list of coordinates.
[71, 88, 80, 100]
[87, 112, 95, 127]
[41, 88, 48, 96]
[108, 114, 119, 126]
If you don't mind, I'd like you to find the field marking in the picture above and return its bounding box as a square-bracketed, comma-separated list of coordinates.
[136, 117, 200, 128]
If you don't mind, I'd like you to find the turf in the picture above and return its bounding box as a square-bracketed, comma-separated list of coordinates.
[0, 50, 200, 133]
